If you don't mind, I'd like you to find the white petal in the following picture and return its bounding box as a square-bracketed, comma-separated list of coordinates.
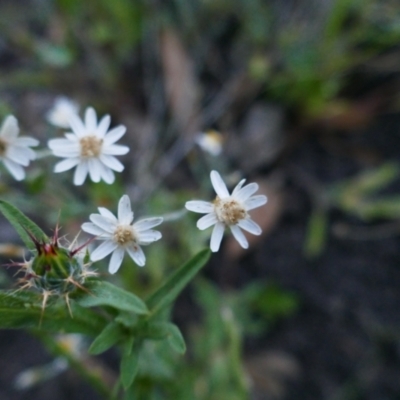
[134, 217, 163, 232]
[210, 222, 225, 252]
[90, 214, 116, 233]
[64, 133, 78, 141]
[230, 225, 248, 249]
[234, 182, 259, 202]
[73, 161, 88, 185]
[138, 230, 162, 244]
[6, 146, 32, 166]
[99, 154, 124, 172]
[237, 218, 262, 235]
[0, 115, 19, 139]
[97, 115, 111, 138]
[126, 246, 146, 267]
[185, 200, 214, 214]
[232, 179, 246, 196]
[210, 170, 229, 199]
[69, 114, 87, 137]
[244, 195, 267, 210]
[98, 163, 115, 184]
[98, 207, 118, 223]
[90, 240, 118, 261]
[102, 144, 130, 156]
[3, 159, 25, 180]
[103, 125, 126, 145]
[88, 158, 101, 182]
[197, 213, 218, 230]
[108, 248, 125, 274]
[48, 138, 74, 148]
[15, 137, 39, 147]
[118, 195, 133, 224]
[81, 222, 111, 237]
[54, 158, 80, 173]
[85, 107, 97, 131]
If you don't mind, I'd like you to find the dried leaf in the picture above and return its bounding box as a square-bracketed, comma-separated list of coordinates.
[160, 28, 200, 135]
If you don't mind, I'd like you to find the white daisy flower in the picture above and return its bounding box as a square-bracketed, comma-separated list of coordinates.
[195, 130, 223, 156]
[185, 170, 267, 252]
[46, 96, 79, 128]
[81, 195, 163, 274]
[0, 115, 39, 181]
[48, 107, 129, 185]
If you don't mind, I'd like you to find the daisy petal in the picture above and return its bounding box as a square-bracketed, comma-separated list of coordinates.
[138, 230, 162, 244]
[73, 161, 88, 185]
[244, 195, 267, 210]
[3, 159, 25, 181]
[118, 195, 133, 224]
[15, 137, 39, 147]
[237, 218, 262, 235]
[230, 225, 248, 249]
[97, 115, 111, 138]
[234, 182, 259, 202]
[197, 213, 218, 230]
[0, 116, 19, 139]
[210, 222, 225, 252]
[210, 170, 229, 199]
[232, 179, 246, 196]
[54, 157, 80, 173]
[126, 246, 146, 267]
[98, 163, 115, 184]
[90, 214, 116, 233]
[88, 158, 101, 182]
[85, 107, 97, 131]
[98, 207, 118, 223]
[6, 146, 33, 166]
[90, 240, 118, 261]
[99, 154, 124, 172]
[81, 222, 111, 237]
[69, 114, 87, 138]
[102, 144, 130, 156]
[108, 248, 125, 274]
[134, 217, 163, 232]
[104, 126, 127, 145]
[185, 200, 214, 214]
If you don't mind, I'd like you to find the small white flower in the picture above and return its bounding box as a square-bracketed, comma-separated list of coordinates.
[185, 170, 267, 252]
[0, 115, 39, 181]
[81, 195, 163, 274]
[48, 107, 129, 185]
[46, 96, 79, 128]
[195, 130, 223, 156]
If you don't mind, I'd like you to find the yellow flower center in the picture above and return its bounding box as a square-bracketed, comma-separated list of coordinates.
[79, 135, 103, 158]
[213, 197, 247, 225]
[113, 225, 138, 247]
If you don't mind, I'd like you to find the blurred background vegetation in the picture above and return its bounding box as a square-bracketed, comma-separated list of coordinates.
[1, 0, 400, 399]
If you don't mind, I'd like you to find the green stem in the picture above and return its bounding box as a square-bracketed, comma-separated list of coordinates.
[32, 331, 115, 399]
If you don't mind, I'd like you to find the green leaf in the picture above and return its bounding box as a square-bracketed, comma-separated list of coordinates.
[120, 338, 140, 389]
[89, 321, 123, 355]
[74, 281, 148, 314]
[142, 321, 170, 340]
[146, 249, 211, 317]
[0, 200, 49, 251]
[0, 290, 106, 335]
[304, 208, 328, 258]
[166, 323, 186, 354]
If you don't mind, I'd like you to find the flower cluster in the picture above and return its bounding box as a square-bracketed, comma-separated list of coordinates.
[1, 100, 268, 273]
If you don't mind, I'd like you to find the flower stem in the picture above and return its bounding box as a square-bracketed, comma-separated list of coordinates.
[32, 331, 115, 399]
